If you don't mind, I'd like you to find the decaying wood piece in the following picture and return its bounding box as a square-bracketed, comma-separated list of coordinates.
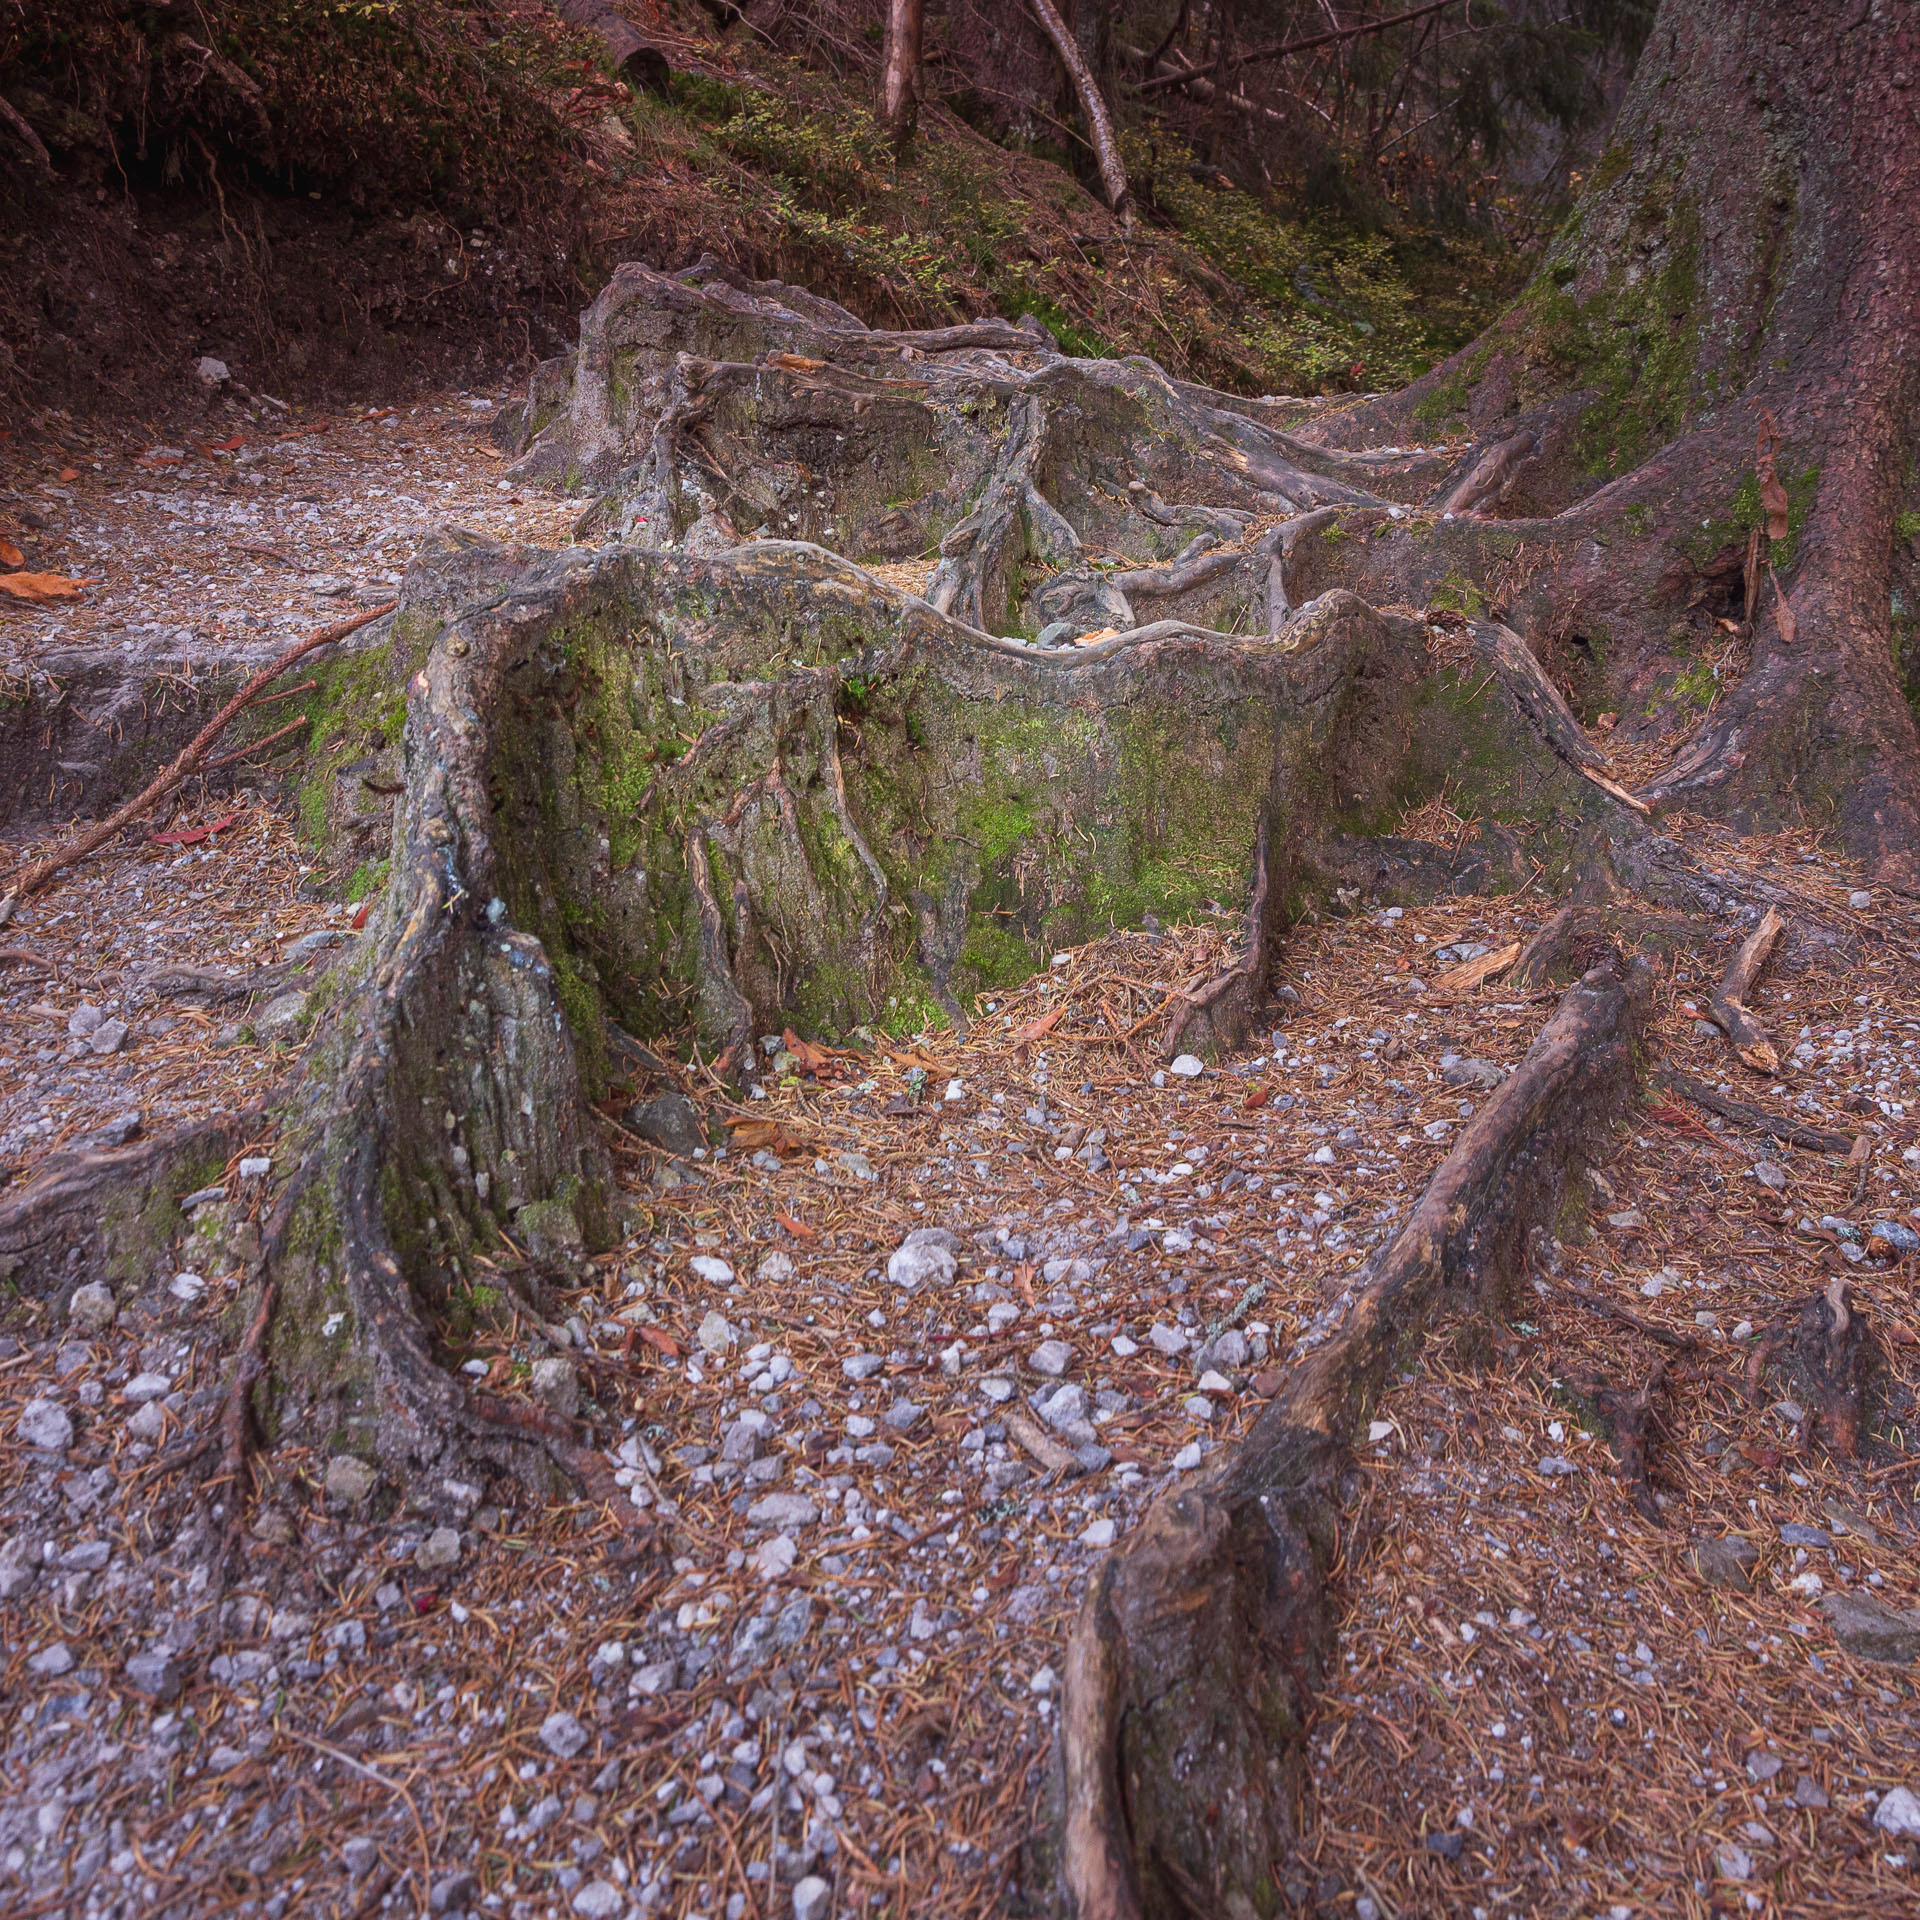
[1510, 904, 1618, 990]
[1569, 1363, 1669, 1524]
[1709, 905, 1786, 1073]
[1057, 956, 1651, 1918]
[1790, 1278, 1875, 1459]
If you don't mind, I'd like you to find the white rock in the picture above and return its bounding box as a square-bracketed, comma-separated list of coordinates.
[842, 1353, 884, 1380]
[237, 1156, 271, 1179]
[1172, 1442, 1203, 1470]
[756, 1251, 796, 1282]
[979, 1375, 1015, 1403]
[572, 1878, 624, 1918]
[1168, 1054, 1204, 1078]
[539, 1711, 589, 1758]
[747, 1492, 818, 1528]
[1028, 1665, 1056, 1694]
[1111, 1334, 1139, 1357]
[123, 1372, 172, 1403]
[1874, 1786, 1920, 1838]
[1311, 1143, 1337, 1164]
[195, 355, 231, 385]
[16, 1399, 74, 1452]
[68, 1283, 115, 1332]
[1197, 1369, 1232, 1394]
[755, 1534, 799, 1580]
[792, 1874, 833, 1920]
[888, 1239, 956, 1292]
[697, 1310, 734, 1355]
[631, 1660, 676, 1696]
[1029, 1340, 1072, 1376]
[690, 1255, 734, 1285]
[1147, 1322, 1188, 1355]
[1849, 890, 1873, 911]
[169, 1272, 207, 1302]
[27, 1642, 75, 1677]
[1367, 1419, 1394, 1444]
[1183, 1394, 1215, 1420]
[1080, 1518, 1116, 1549]
[944, 1079, 966, 1103]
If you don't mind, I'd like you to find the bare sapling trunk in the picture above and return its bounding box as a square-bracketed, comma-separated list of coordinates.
[1027, 0, 1131, 219]
[878, 0, 924, 152]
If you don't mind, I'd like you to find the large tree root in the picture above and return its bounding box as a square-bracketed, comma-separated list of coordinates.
[1054, 955, 1651, 1918]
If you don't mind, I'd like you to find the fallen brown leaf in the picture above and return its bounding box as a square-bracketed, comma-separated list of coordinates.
[0, 570, 86, 602]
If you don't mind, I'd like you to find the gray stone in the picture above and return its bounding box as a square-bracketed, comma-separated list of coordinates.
[1689, 1535, 1760, 1593]
[1821, 1590, 1920, 1665]
[415, 1527, 461, 1573]
[68, 1283, 116, 1332]
[1752, 1160, 1787, 1192]
[16, 1398, 73, 1452]
[841, 1353, 884, 1380]
[887, 1236, 956, 1292]
[68, 1001, 103, 1037]
[256, 991, 310, 1042]
[0, 1533, 38, 1602]
[793, 1875, 832, 1920]
[1792, 1774, 1829, 1810]
[88, 1017, 130, 1055]
[124, 1648, 184, 1702]
[1196, 1329, 1249, 1373]
[28, 1642, 75, 1677]
[530, 1357, 581, 1418]
[881, 1399, 926, 1434]
[341, 1837, 379, 1876]
[127, 1400, 168, 1444]
[1168, 1054, 1204, 1077]
[747, 1492, 818, 1528]
[1029, 1339, 1072, 1376]
[625, 1093, 707, 1156]
[690, 1254, 734, 1285]
[1779, 1522, 1831, 1549]
[540, 1710, 590, 1758]
[696, 1310, 734, 1355]
[720, 1414, 768, 1464]
[123, 1371, 172, 1403]
[325, 1456, 378, 1507]
[571, 1880, 623, 1919]
[631, 1659, 677, 1695]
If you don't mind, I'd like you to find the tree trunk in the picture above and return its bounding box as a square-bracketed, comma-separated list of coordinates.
[1027, 0, 1132, 218]
[1295, 0, 1920, 887]
[877, 0, 924, 152]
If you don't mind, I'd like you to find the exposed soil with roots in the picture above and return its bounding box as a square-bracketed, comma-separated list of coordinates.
[6, 73, 1920, 1906]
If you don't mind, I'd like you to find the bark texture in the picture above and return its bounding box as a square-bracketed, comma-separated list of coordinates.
[1285, 0, 1920, 886]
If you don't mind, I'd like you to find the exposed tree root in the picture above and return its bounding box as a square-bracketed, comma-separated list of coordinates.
[1054, 955, 1650, 1918]
[1652, 1067, 1857, 1157]
[2, 600, 394, 907]
[1567, 1363, 1670, 1525]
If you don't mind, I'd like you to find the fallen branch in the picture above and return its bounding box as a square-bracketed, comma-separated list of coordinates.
[1135, 0, 1463, 94]
[3, 600, 393, 904]
[1024, 0, 1130, 218]
[1708, 905, 1786, 1073]
[1551, 1284, 1700, 1354]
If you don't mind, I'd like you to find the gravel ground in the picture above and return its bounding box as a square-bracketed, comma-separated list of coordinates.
[3, 404, 1919, 1920]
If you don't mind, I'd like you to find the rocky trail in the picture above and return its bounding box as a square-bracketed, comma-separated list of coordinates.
[3, 293, 1920, 1920]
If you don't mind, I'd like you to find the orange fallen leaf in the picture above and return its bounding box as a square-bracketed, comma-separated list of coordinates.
[58, 466, 78, 482]
[1244, 1084, 1270, 1109]
[1012, 1004, 1066, 1047]
[0, 539, 22, 567]
[775, 1212, 818, 1241]
[0, 571, 87, 602]
[637, 1325, 681, 1359]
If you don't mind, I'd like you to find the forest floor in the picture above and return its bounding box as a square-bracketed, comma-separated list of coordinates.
[4, 412, 1920, 1920]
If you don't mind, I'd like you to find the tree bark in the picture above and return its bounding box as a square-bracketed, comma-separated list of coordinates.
[1282, 0, 1920, 888]
[877, 0, 925, 152]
